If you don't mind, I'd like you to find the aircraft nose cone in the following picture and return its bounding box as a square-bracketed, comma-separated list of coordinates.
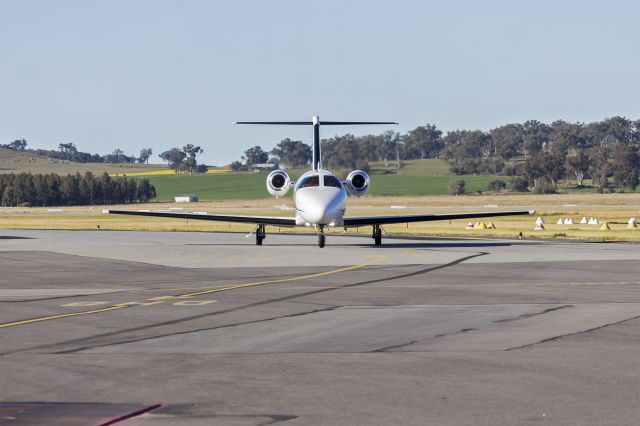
[297, 188, 346, 225]
[303, 198, 329, 223]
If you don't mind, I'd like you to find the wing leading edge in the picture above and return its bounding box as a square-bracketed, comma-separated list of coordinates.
[107, 209, 533, 228]
[342, 210, 534, 227]
[106, 210, 296, 227]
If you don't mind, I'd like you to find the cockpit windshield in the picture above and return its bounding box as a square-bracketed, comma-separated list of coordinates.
[323, 175, 343, 188]
[297, 175, 320, 188]
[296, 173, 343, 190]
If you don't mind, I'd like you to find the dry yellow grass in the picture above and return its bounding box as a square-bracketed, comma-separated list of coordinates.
[1, 193, 639, 242]
[115, 169, 231, 177]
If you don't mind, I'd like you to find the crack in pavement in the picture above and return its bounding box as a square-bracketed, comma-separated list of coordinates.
[492, 305, 573, 323]
[505, 315, 640, 351]
[372, 340, 419, 352]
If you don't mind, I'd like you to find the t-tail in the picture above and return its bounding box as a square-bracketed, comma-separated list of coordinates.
[234, 116, 398, 171]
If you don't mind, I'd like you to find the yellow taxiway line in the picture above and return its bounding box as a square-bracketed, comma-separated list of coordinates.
[0, 256, 387, 329]
[0, 306, 126, 328]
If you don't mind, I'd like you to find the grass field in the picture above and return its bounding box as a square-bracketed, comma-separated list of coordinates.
[147, 172, 508, 200]
[1, 193, 639, 242]
[369, 158, 451, 176]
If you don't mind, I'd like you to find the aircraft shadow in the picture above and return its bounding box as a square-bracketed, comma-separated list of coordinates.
[0, 236, 34, 240]
[186, 241, 525, 248]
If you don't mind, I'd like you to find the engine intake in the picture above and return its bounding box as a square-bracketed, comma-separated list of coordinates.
[266, 170, 291, 197]
[345, 170, 370, 197]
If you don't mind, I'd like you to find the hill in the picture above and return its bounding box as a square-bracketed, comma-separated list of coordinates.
[0, 148, 167, 175]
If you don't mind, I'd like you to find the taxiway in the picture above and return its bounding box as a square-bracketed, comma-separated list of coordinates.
[0, 230, 638, 425]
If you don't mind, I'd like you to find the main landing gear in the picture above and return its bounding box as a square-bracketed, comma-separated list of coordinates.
[256, 224, 266, 245]
[372, 224, 382, 246]
[318, 225, 326, 248]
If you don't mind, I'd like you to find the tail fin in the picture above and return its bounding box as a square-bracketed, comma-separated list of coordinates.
[234, 116, 397, 171]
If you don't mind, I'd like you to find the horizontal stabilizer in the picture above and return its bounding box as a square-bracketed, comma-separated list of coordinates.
[234, 121, 313, 125]
[235, 116, 398, 171]
[234, 121, 398, 126]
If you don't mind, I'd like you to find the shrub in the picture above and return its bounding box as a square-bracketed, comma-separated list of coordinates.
[448, 179, 466, 195]
[487, 180, 507, 192]
[509, 176, 529, 192]
[533, 178, 557, 194]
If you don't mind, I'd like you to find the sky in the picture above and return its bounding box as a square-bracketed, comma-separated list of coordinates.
[1, 0, 639, 165]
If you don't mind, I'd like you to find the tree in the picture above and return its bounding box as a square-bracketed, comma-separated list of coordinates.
[159, 148, 187, 172]
[58, 143, 78, 161]
[33, 174, 48, 206]
[270, 139, 311, 167]
[613, 144, 639, 192]
[549, 120, 586, 156]
[565, 151, 591, 187]
[80, 172, 95, 205]
[403, 124, 443, 159]
[322, 134, 370, 170]
[242, 146, 269, 166]
[106, 148, 127, 163]
[8, 139, 27, 151]
[487, 180, 507, 192]
[524, 154, 565, 192]
[510, 176, 529, 192]
[588, 147, 612, 193]
[182, 144, 204, 174]
[138, 148, 153, 164]
[229, 161, 245, 171]
[447, 179, 465, 195]
[136, 178, 156, 202]
[377, 131, 401, 168]
[3, 184, 15, 207]
[491, 124, 523, 160]
[522, 120, 551, 157]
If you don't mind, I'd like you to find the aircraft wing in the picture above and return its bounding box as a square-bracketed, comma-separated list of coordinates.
[105, 209, 296, 227]
[342, 210, 535, 227]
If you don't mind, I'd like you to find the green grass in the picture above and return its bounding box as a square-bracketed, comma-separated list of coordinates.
[369, 158, 450, 176]
[149, 173, 275, 200]
[369, 175, 505, 196]
[147, 172, 508, 200]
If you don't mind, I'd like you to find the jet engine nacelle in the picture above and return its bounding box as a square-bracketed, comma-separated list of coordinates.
[266, 170, 291, 197]
[345, 170, 370, 197]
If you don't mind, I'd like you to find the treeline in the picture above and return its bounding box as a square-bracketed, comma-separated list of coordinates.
[0, 172, 156, 207]
[1, 140, 153, 164]
[235, 116, 640, 193]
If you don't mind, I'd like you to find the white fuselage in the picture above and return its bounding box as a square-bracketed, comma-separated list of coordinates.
[294, 169, 348, 227]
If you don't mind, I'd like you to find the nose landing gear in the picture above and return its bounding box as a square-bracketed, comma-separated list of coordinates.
[318, 225, 326, 248]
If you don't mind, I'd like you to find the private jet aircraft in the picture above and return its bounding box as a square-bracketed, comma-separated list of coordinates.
[107, 116, 534, 247]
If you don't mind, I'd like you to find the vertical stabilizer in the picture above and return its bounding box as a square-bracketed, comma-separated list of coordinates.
[312, 115, 321, 171]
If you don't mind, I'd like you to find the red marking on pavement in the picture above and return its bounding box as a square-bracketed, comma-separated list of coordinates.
[99, 403, 162, 425]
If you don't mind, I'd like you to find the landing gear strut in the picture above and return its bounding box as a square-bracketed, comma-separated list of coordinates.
[372, 224, 382, 246]
[318, 225, 326, 248]
[256, 224, 266, 245]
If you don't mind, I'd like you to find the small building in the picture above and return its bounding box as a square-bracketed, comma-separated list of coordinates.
[175, 194, 198, 203]
[251, 163, 277, 173]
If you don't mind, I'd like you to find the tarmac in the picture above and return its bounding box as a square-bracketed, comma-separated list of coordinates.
[0, 230, 639, 425]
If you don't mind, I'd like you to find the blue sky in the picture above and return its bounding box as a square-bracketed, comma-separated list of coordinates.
[1, 0, 639, 165]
